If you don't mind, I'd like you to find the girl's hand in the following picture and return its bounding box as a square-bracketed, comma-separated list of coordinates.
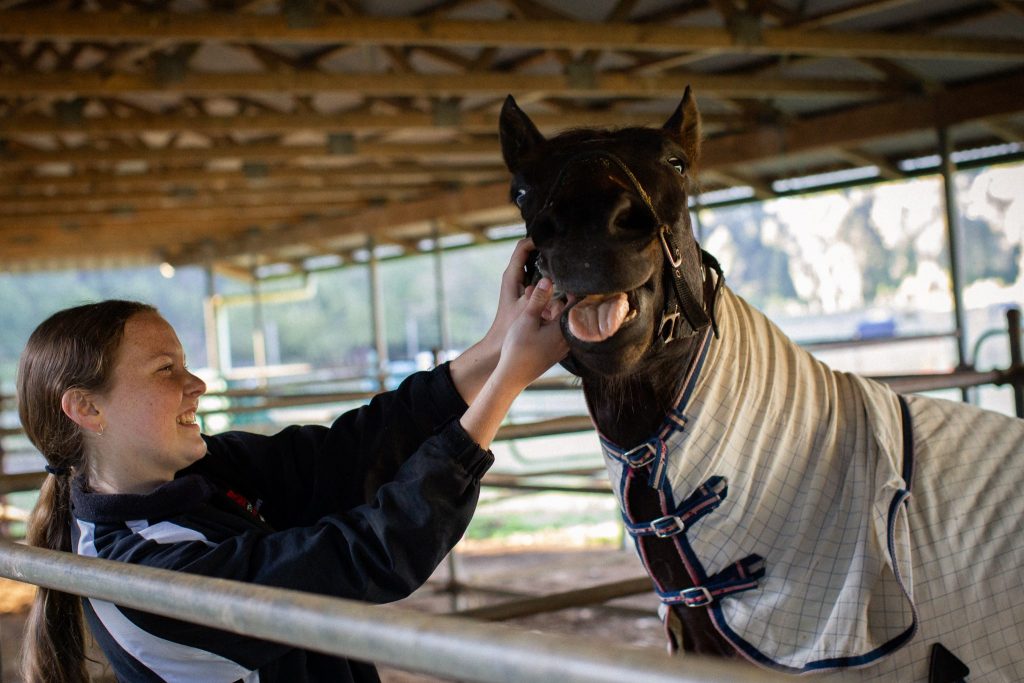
[494, 278, 569, 392]
[458, 277, 568, 450]
[479, 237, 536, 357]
[450, 238, 556, 405]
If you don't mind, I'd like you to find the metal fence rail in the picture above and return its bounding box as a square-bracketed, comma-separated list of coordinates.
[0, 540, 787, 683]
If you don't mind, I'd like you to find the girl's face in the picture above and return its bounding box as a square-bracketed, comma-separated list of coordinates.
[91, 312, 208, 493]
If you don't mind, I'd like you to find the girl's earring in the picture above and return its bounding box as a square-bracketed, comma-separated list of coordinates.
[97, 425, 105, 437]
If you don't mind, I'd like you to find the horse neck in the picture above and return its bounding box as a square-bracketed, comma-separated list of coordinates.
[580, 334, 703, 447]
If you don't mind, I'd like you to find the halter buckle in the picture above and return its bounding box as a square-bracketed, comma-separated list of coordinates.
[659, 226, 683, 269]
[658, 309, 682, 344]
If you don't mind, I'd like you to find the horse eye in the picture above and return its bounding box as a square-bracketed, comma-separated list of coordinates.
[515, 188, 529, 208]
[668, 157, 686, 175]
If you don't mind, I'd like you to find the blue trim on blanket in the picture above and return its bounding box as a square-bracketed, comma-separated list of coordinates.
[599, 325, 713, 458]
[699, 393, 920, 674]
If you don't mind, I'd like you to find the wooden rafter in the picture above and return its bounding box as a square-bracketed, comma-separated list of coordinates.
[3, 11, 1022, 61]
[0, 71, 902, 99]
[0, 107, 729, 136]
[1, 0, 1022, 273]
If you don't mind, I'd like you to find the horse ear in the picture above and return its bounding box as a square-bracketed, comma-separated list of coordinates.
[662, 86, 702, 170]
[500, 95, 545, 173]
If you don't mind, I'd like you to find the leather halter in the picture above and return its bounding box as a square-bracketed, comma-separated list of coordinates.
[528, 148, 722, 345]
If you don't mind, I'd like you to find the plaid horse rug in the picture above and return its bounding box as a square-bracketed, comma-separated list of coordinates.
[600, 286, 1024, 681]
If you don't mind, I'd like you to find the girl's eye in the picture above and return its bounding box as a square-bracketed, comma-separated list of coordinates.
[668, 157, 686, 175]
[160, 365, 173, 373]
[515, 188, 528, 208]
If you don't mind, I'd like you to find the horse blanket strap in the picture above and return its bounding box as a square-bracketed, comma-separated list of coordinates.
[658, 554, 766, 608]
[602, 408, 686, 489]
[623, 475, 728, 538]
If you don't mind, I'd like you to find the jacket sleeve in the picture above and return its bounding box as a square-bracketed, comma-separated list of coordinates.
[123, 419, 491, 604]
[94, 417, 492, 677]
[192, 362, 470, 528]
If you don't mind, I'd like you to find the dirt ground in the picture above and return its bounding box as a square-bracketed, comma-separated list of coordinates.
[0, 545, 665, 682]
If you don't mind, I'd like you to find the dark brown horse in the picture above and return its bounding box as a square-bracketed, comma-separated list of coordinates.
[499, 87, 733, 657]
[499, 89, 1024, 680]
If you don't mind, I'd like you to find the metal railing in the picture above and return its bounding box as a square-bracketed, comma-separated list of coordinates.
[0, 540, 786, 683]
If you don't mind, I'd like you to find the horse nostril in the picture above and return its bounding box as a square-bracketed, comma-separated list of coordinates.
[610, 195, 651, 235]
[528, 211, 559, 244]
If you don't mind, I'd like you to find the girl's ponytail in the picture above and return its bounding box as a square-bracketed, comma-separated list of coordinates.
[22, 475, 88, 683]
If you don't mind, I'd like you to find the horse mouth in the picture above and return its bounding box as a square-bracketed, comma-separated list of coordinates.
[556, 275, 652, 344]
[560, 291, 636, 342]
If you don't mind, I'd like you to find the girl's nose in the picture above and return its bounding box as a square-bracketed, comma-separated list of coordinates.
[187, 372, 207, 397]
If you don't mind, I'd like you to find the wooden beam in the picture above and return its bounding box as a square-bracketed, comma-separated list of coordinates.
[0, 201, 359, 230]
[981, 118, 1024, 143]
[0, 108, 729, 136]
[0, 70, 901, 100]
[701, 168, 776, 199]
[2, 11, 1022, 60]
[832, 148, 903, 180]
[701, 71, 1024, 170]
[993, 0, 1024, 19]
[787, 0, 921, 29]
[170, 181, 513, 264]
[0, 139, 504, 169]
[0, 164, 507, 195]
[0, 185, 431, 215]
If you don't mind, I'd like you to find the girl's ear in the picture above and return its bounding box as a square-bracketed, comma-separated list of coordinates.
[60, 388, 103, 434]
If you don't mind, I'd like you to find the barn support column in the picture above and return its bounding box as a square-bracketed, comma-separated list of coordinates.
[368, 237, 389, 391]
[1008, 307, 1024, 418]
[937, 126, 970, 402]
[202, 260, 223, 378]
[432, 223, 452, 364]
[250, 268, 268, 388]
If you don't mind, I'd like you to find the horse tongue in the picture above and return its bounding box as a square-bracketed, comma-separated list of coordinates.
[567, 293, 629, 342]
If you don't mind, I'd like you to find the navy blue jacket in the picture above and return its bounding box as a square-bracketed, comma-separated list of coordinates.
[70, 364, 493, 682]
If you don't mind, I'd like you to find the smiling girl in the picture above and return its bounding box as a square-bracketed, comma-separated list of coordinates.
[16, 239, 567, 683]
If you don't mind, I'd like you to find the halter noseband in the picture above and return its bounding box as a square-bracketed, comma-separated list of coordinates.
[530, 148, 722, 345]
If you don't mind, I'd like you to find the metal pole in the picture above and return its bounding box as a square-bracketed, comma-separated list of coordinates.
[367, 237, 389, 391]
[0, 541, 786, 683]
[1008, 307, 1023, 418]
[937, 127, 970, 402]
[433, 222, 452, 362]
[250, 270, 268, 386]
[203, 261, 222, 377]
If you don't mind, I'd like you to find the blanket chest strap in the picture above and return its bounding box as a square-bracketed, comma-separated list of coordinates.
[622, 475, 728, 538]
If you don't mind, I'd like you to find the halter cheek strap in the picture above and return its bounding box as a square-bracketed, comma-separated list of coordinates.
[658, 232, 723, 345]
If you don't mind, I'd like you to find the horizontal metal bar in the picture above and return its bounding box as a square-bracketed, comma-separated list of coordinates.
[0, 472, 45, 496]
[0, 540, 785, 683]
[496, 415, 594, 439]
[444, 581, 655, 620]
[801, 330, 955, 352]
[874, 368, 1010, 394]
[453, 577, 652, 622]
[483, 474, 612, 494]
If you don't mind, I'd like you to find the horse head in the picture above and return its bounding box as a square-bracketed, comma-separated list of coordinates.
[499, 88, 716, 383]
